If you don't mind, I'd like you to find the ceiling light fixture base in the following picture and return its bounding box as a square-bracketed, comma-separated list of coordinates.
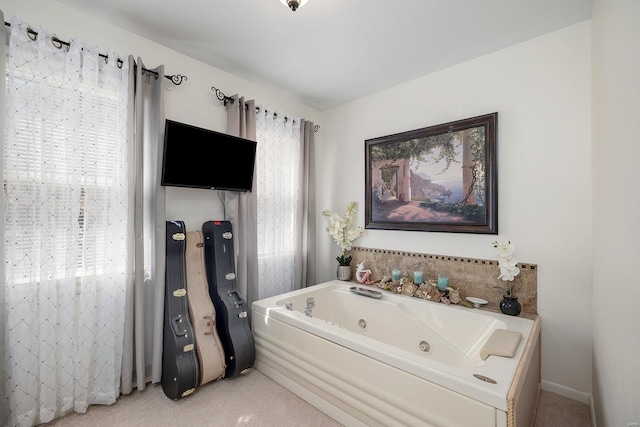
[280, 0, 308, 12]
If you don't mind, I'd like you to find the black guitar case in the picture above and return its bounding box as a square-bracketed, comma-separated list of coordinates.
[202, 220, 255, 378]
[162, 220, 200, 399]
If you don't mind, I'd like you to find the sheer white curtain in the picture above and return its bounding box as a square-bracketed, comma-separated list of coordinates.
[256, 107, 302, 299]
[1, 18, 130, 426]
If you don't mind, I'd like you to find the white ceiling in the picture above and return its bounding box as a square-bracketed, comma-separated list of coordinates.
[54, 0, 592, 111]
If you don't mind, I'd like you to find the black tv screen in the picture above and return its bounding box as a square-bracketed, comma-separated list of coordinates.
[161, 120, 257, 192]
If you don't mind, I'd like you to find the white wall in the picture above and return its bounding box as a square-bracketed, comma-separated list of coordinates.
[592, 1, 640, 425]
[319, 22, 593, 400]
[0, 0, 322, 232]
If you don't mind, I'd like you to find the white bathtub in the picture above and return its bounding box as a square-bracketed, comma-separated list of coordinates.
[252, 280, 540, 427]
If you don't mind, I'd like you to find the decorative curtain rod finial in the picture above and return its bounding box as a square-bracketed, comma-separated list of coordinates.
[211, 86, 234, 105]
[166, 74, 188, 85]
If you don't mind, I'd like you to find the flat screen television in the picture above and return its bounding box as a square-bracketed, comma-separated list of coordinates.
[161, 119, 257, 192]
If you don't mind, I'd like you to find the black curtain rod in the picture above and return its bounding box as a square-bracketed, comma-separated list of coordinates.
[4, 21, 188, 85]
[211, 86, 320, 132]
[254, 106, 294, 126]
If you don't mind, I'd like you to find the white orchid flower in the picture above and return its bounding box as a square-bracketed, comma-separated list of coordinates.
[498, 264, 521, 281]
[495, 241, 514, 258]
[493, 240, 521, 294]
[322, 202, 364, 255]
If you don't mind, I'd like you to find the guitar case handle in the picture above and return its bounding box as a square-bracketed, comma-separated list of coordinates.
[227, 290, 248, 316]
[171, 315, 187, 337]
[227, 290, 245, 305]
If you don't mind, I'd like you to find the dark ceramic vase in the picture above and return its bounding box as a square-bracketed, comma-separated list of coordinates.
[500, 295, 522, 316]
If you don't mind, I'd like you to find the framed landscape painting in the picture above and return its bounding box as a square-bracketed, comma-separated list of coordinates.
[364, 112, 498, 234]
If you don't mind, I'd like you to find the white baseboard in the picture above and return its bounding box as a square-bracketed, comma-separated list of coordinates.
[590, 394, 597, 427]
[541, 379, 591, 404]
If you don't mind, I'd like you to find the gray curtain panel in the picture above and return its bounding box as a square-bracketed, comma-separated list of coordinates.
[121, 58, 166, 394]
[224, 95, 259, 314]
[0, 8, 8, 427]
[296, 120, 317, 289]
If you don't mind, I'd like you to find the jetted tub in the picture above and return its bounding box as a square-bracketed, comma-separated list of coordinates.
[251, 280, 541, 427]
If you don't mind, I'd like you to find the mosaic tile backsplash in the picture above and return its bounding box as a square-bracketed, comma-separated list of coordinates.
[347, 246, 537, 315]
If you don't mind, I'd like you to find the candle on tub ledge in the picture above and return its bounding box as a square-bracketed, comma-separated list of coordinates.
[413, 271, 424, 285]
[391, 269, 401, 281]
[437, 275, 449, 291]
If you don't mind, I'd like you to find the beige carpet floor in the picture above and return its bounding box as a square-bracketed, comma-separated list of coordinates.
[45, 369, 341, 427]
[534, 389, 592, 427]
[43, 369, 590, 426]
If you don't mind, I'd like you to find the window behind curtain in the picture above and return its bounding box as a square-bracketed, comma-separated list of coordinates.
[255, 108, 301, 300]
[4, 50, 129, 287]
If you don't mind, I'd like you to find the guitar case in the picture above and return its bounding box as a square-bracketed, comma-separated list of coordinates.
[162, 221, 200, 399]
[202, 220, 255, 378]
[184, 231, 226, 385]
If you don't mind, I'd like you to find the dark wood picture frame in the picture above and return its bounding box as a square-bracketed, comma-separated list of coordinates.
[365, 112, 498, 234]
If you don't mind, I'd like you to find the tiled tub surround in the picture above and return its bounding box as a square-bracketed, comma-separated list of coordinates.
[347, 246, 538, 315]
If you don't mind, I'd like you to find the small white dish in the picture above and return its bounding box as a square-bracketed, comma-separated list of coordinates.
[466, 297, 488, 309]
